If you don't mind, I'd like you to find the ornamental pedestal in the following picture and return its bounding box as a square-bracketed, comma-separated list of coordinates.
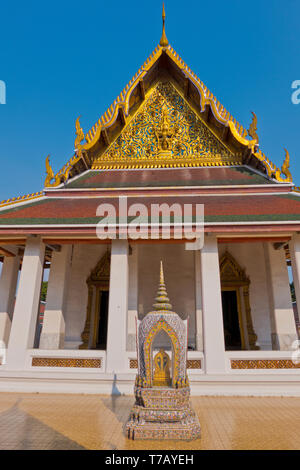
[125, 262, 201, 440]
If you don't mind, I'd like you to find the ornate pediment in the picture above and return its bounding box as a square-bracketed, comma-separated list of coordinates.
[220, 251, 249, 284]
[87, 250, 110, 284]
[92, 82, 238, 170]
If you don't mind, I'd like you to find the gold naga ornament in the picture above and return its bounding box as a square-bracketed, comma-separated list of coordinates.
[153, 348, 171, 387]
[247, 112, 292, 183]
[247, 111, 259, 144]
[44, 117, 85, 188]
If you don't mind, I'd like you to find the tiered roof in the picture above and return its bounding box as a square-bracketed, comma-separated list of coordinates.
[0, 5, 299, 235]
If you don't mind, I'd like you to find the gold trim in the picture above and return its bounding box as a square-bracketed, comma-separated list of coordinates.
[32, 357, 102, 368]
[231, 359, 300, 369]
[144, 319, 180, 388]
[186, 359, 201, 369]
[129, 358, 202, 369]
[0, 191, 43, 209]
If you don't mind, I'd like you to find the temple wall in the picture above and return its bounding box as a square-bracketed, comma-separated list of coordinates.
[62, 241, 288, 351]
[219, 243, 272, 350]
[64, 244, 107, 349]
[138, 244, 196, 349]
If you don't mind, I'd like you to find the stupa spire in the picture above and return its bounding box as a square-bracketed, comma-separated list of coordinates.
[153, 261, 172, 311]
[159, 3, 169, 47]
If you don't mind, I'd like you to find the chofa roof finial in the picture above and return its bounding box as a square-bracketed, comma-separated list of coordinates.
[160, 3, 169, 47]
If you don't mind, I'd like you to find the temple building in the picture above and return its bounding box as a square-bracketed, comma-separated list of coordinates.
[0, 8, 300, 396]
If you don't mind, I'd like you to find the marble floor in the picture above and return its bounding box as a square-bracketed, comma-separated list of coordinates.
[0, 392, 299, 450]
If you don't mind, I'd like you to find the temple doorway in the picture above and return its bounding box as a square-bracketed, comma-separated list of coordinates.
[219, 251, 259, 350]
[221, 289, 242, 350]
[95, 289, 109, 349]
[79, 250, 110, 350]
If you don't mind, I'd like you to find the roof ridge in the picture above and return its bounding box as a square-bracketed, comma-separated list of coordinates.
[0, 191, 43, 209]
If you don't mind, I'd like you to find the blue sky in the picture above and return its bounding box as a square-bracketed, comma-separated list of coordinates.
[0, 0, 300, 200]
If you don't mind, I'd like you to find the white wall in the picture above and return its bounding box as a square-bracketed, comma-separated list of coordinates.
[138, 243, 196, 349]
[219, 242, 272, 350]
[64, 244, 107, 349]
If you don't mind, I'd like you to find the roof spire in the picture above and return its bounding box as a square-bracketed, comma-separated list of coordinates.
[159, 3, 169, 47]
[152, 261, 173, 311]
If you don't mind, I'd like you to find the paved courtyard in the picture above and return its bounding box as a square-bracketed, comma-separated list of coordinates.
[0, 392, 299, 450]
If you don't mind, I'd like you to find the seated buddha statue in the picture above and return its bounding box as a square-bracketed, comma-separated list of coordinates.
[153, 348, 171, 387]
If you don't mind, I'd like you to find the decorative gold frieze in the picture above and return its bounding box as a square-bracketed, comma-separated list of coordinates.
[92, 82, 239, 170]
[32, 357, 102, 368]
[129, 359, 138, 369]
[231, 359, 300, 369]
[186, 360, 202, 369]
[129, 358, 201, 369]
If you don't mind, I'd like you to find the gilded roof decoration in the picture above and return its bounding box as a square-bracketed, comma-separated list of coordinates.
[0, 191, 43, 209]
[74, 116, 85, 158]
[83, 44, 251, 148]
[41, 33, 295, 186]
[248, 112, 259, 144]
[92, 82, 237, 169]
[44, 152, 81, 188]
[254, 147, 293, 183]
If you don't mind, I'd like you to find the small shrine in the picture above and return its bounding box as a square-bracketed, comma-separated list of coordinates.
[125, 262, 201, 440]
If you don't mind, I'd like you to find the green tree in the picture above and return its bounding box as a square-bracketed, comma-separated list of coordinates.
[40, 281, 48, 302]
[290, 281, 296, 303]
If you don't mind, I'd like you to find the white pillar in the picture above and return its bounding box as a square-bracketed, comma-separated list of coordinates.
[200, 235, 226, 374]
[290, 235, 300, 323]
[6, 236, 45, 369]
[264, 242, 297, 350]
[39, 245, 71, 349]
[0, 251, 20, 347]
[127, 245, 138, 351]
[106, 240, 128, 373]
[194, 250, 203, 351]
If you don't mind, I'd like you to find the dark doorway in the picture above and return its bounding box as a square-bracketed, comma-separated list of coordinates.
[221, 290, 242, 350]
[96, 290, 109, 349]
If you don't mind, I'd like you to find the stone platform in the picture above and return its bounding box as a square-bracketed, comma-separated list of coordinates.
[125, 386, 201, 440]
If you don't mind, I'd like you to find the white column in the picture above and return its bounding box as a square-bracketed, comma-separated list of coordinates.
[0, 251, 20, 347]
[106, 240, 128, 373]
[39, 245, 71, 349]
[290, 235, 300, 324]
[6, 236, 45, 369]
[127, 245, 138, 351]
[264, 242, 297, 350]
[194, 250, 203, 351]
[200, 235, 226, 374]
